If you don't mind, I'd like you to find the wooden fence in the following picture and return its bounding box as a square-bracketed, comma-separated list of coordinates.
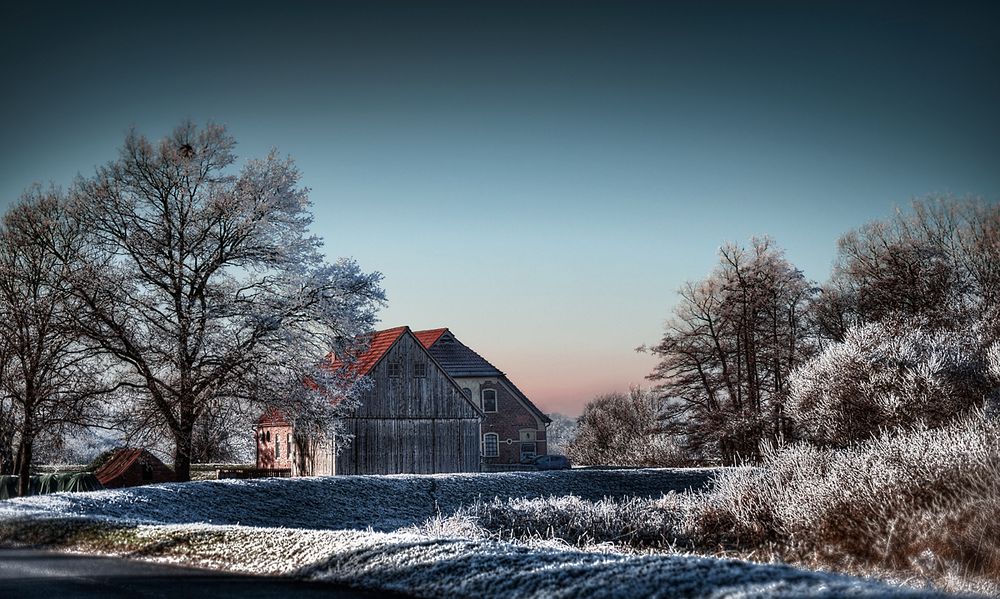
[216, 467, 291, 480]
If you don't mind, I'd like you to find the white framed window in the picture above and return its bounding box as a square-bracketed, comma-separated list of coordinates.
[275, 438, 281, 459]
[482, 389, 497, 413]
[483, 433, 499, 457]
[388, 361, 402, 378]
[413, 362, 427, 378]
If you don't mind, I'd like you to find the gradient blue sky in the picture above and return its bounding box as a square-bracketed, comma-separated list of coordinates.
[3, 1, 999, 415]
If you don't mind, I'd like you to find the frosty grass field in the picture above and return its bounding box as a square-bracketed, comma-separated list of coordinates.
[0, 468, 959, 598]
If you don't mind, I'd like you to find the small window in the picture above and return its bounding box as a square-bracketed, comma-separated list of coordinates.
[482, 389, 497, 413]
[388, 361, 402, 378]
[483, 433, 499, 457]
[275, 438, 280, 459]
[462, 387, 472, 399]
[413, 362, 427, 378]
[265, 430, 271, 442]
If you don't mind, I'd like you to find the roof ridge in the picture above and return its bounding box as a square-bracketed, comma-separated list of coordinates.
[412, 327, 449, 348]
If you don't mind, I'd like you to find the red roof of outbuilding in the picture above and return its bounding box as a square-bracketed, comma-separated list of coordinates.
[257, 407, 290, 426]
[94, 448, 172, 486]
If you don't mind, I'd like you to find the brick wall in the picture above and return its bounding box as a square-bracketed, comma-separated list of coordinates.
[479, 379, 547, 465]
[256, 423, 295, 470]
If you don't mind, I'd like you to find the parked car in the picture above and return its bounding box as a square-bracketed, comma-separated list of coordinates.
[533, 454, 571, 470]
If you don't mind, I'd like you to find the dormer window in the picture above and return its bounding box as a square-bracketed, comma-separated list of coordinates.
[482, 389, 497, 413]
[388, 361, 402, 378]
[413, 362, 427, 378]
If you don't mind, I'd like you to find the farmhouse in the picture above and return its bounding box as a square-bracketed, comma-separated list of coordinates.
[257, 326, 551, 475]
[414, 328, 551, 465]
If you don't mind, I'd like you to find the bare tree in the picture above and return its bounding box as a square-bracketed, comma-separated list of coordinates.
[645, 238, 815, 463]
[67, 122, 385, 481]
[0, 188, 105, 495]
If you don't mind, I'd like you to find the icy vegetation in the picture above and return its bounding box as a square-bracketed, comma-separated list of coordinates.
[415, 414, 1000, 595]
[0, 469, 715, 530]
[0, 467, 954, 598]
[787, 320, 998, 445]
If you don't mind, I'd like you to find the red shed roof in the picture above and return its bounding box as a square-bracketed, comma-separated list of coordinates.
[94, 448, 172, 486]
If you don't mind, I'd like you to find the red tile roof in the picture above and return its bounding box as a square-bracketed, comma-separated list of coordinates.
[413, 328, 448, 348]
[257, 407, 289, 426]
[328, 326, 409, 376]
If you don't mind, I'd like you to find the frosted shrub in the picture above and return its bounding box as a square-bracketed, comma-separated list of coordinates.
[444, 414, 1000, 591]
[700, 413, 1000, 589]
[441, 493, 698, 549]
[787, 320, 995, 446]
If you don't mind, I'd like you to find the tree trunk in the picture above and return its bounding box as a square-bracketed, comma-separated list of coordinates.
[0, 429, 14, 475]
[16, 435, 32, 497]
[173, 428, 193, 483]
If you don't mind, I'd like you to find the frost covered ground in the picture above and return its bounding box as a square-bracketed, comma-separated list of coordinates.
[0, 470, 959, 598]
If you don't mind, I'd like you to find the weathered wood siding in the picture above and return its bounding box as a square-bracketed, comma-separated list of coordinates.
[296, 436, 335, 477]
[334, 417, 480, 474]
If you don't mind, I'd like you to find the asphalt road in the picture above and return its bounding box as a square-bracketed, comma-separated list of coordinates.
[0, 548, 402, 598]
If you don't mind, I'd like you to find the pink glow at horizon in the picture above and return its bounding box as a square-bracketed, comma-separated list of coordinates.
[402, 321, 664, 418]
[493, 350, 660, 418]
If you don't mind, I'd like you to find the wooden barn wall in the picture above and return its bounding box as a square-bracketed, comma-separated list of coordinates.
[355, 333, 480, 420]
[335, 417, 481, 475]
[294, 332, 482, 476]
[296, 436, 334, 477]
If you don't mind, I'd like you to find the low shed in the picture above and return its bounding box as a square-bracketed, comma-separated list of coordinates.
[94, 448, 175, 488]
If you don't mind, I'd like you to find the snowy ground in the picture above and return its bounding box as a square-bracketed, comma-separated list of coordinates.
[0, 470, 956, 598]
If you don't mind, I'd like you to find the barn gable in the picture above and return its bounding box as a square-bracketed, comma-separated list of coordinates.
[354, 329, 483, 420]
[415, 328, 550, 425]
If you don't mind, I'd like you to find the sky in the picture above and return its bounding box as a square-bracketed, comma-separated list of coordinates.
[2, 1, 999, 416]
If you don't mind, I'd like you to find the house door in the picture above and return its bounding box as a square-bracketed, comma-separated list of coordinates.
[520, 442, 537, 462]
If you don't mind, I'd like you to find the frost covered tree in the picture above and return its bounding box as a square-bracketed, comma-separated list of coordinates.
[67, 122, 385, 481]
[793, 199, 1000, 446]
[568, 387, 682, 466]
[645, 238, 815, 463]
[787, 320, 999, 446]
[815, 198, 1000, 341]
[544, 413, 578, 456]
[0, 188, 107, 495]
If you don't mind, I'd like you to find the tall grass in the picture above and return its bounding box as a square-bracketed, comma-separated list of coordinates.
[417, 413, 1000, 593]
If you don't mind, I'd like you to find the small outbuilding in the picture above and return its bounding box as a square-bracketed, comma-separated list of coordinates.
[94, 448, 175, 488]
